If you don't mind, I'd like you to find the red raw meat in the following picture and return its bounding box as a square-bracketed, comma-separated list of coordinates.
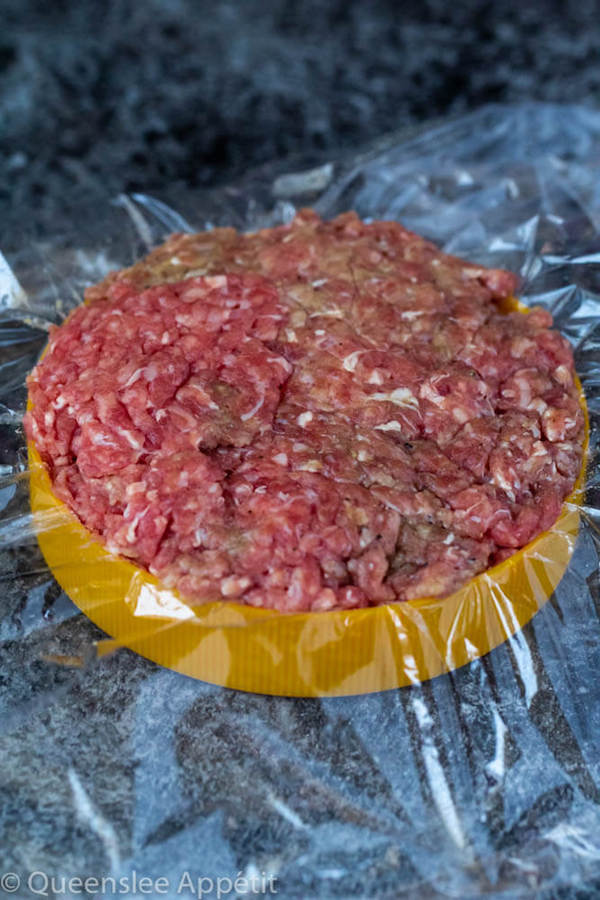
[25, 211, 585, 610]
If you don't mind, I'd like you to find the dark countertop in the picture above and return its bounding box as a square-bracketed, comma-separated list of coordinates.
[2, 0, 600, 238]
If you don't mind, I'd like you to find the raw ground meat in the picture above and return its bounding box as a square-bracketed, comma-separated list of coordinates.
[25, 210, 585, 611]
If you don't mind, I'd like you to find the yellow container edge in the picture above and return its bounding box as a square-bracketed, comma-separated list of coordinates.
[26, 297, 590, 696]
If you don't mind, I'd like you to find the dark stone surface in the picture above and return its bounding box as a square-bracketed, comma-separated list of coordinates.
[2, 0, 600, 239]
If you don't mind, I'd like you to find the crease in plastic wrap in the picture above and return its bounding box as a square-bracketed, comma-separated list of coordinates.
[2, 103, 600, 897]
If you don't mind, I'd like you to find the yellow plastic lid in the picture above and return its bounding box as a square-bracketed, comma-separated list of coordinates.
[27, 300, 588, 696]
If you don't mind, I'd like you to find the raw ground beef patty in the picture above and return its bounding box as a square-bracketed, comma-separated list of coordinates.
[25, 210, 585, 611]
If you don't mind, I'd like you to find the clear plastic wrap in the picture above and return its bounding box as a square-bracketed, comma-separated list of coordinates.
[2, 103, 600, 896]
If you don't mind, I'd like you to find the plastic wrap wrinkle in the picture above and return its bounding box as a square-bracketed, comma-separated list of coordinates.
[1, 103, 600, 896]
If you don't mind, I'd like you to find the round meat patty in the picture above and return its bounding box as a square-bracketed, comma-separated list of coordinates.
[25, 210, 585, 611]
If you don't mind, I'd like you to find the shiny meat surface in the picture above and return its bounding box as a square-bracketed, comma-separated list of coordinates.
[25, 211, 585, 610]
